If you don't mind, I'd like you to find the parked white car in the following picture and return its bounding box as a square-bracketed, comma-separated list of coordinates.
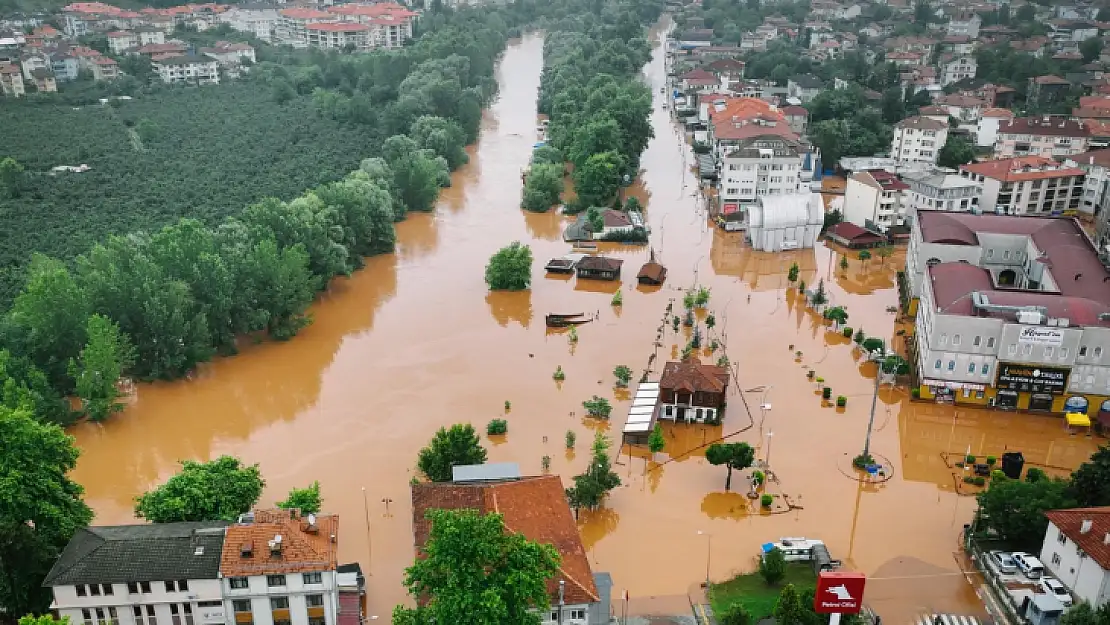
[1012, 552, 1045, 579]
[989, 550, 1017, 574]
[1040, 577, 1073, 606]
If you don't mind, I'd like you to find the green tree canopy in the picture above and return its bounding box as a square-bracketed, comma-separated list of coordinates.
[937, 137, 976, 168]
[417, 424, 488, 482]
[134, 456, 265, 523]
[1070, 445, 1110, 507]
[705, 442, 755, 492]
[68, 314, 135, 422]
[392, 508, 561, 625]
[0, 406, 93, 617]
[566, 432, 621, 511]
[485, 242, 533, 291]
[277, 481, 323, 515]
[976, 474, 1075, 549]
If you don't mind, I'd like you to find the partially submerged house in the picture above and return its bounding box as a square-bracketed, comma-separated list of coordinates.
[637, 249, 667, 285]
[658, 356, 729, 423]
[576, 256, 623, 281]
[824, 222, 885, 249]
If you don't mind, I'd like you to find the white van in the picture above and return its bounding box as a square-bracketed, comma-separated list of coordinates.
[1012, 552, 1045, 579]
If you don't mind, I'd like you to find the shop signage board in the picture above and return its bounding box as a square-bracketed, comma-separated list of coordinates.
[996, 363, 1070, 394]
[1015, 326, 1065, 347]
[814, 571, 866, 614]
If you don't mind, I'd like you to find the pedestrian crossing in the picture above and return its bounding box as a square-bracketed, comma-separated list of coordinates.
[915, 614, 983, 625]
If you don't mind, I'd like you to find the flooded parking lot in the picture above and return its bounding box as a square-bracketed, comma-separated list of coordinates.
[66, 22, 1104, 623]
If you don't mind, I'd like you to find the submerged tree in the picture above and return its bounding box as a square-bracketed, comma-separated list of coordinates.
[566, 433, 621, 512]
[485, 242, 533, 291]
[69, 314, 136, 422]
[135, 456, 264, 523]
[705, 442, 755, 492]
[417, 424, 488, 482]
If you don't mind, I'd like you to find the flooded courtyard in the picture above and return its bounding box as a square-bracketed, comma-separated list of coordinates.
[68, 24, 1103, 623]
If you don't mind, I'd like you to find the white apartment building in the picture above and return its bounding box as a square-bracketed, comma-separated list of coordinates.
[276, 8, 331, 47]
[946, 14, 981, 38]
[1041, 508, 1110, 607]
[1065, 149, 1110, 220]
[994, 116, 1091, 160]
[891, 116, 949, 166]
[43, 522, 230, 625]
[221, 5, 279, 42]
[843, 169, 910, 231]
[901, 169, 981, 214]
[153, 55, 220, 85]
[0, 61, 24, 96]
[960, 157, 1085, 215]
[940, 56, 977, 87]
[908, 211, 1110, 413]
[106, 28, 164, 54]
[304, 22, 369, 51]
[717, 134, 809, 227]
[976, 107, 1015, 148]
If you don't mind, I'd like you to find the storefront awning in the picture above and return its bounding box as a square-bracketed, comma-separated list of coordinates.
[1066, 412, 1092, 427]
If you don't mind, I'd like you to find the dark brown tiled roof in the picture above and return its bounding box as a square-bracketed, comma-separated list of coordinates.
[220, 509, 339, 577]
[410, 476, 599, 605]
[827, 221, 882, 243]
[1034, 74, 1070, 85]
[577, 256, 623, 272]
[659, 356, 728, 394]
[960, 156, 1084, 183]
[1045, 508, 1110, 570]
[999, 116, 1091, 138]
[1070, 149, 1110, 168]
[896, 116, 948, 131]
[637, 261, 666, 281]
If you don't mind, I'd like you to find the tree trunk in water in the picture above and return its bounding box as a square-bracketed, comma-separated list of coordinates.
[724, 466, 732, 492]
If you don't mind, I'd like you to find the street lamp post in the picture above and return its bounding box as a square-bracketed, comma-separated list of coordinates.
[861, 352, 884, 462]
[697, 531, 711, 588]
[765, 431, 775, 467]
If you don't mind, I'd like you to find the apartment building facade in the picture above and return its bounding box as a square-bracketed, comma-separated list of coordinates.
[220, 5, 279, 42]
[221, 510, 340, 625]
[890, 116, 949, 166]
[940, 56, 977, 87]
[153, 55, 219, 85]
[304, 22, 369, 51]
[44, 522, 230, 625]
[901, 169, 981, 215]
[994, 116, 1091, 159]
[0, 61, 24, 96]
[907, 211, 1110, 415]
[960, 157, 1085, 215]
[718, 134, 810, 226]
[843, 169, 909, 231]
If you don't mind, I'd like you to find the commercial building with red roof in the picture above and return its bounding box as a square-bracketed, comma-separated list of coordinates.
[276, 2, 415, 49]
[959, 157, 1085, 216]
[907, 208, 1110, 414]
[1040, 508, 1110, 599]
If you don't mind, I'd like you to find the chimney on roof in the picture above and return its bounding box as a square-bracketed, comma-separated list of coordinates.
[1105, 532, 1110, 545]
[269, 534, 283, 556]
[240, 541, 253, 558]
[1082, 519, 1094, 533]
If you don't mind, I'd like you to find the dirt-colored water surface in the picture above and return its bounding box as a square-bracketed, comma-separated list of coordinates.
[69, 24, 1103, 622]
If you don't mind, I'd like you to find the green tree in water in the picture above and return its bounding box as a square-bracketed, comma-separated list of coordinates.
[392, 509, 560, 625]
[705, 442, 755, 491]
[417, 424, 488, 482]
[566, 433, 621, 511]
[69, 314, 136, 422]
[485, 242, 533, 290]
[277, 481, 323, 515]
[135, 456, 265, 523]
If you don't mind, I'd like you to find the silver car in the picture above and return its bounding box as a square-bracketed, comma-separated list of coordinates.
[1040, 577, 1073, 606]
[989, 550, 1017, 574]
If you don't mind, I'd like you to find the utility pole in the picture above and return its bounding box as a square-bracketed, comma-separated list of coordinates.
[862, 356, 882, 461]
[361, 487, 372, 575]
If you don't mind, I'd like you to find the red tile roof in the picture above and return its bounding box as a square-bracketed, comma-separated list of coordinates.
[782, 105, 807, 116]
[1045, 508, 1110, 570]
[1068, 149, 1110, 168]
[998, 116, 1091, 138]
[1034, 74, 1070, 85]
[709, 97, 796, 141]
[960, 157, 1084, 183]
[980, 107, 1015, 118]
[896, 116, 947, 131]
[660, 356, 729, 394]
[327, 2, 416, 18]
[410, 476, 599, 605]
[220, 509, 339, 577]
[827, 221, 883, 243]
[280, 7, 331, 19]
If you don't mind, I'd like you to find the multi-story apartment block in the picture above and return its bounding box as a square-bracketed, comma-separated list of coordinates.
[51, 53, 80, 81]
[946, 14, 981, 38]
[940, 56, 977, 87]
[890, 116, 949, 166]
[0, 61, 25, 96]
[1065, 150, 1110, 220]
[717, 134, 811, 228]
[324, 3, 416, 49]
[31, 68, 57, 92]
[220, 5, 279, 42]
[107, 28, 164, 54]
[276, 8, 331, 47]
[20, 53, 49, 79]
[976, 107, 1015, 148]
[907, 211, 1110, 415]
[221, 509, 340, 625]
[843, 169, 910, 231]
[305, 22, 370, 51]
[960, 157, 1085, 215]
[200, 42, 256, 67]
[43, 521, 230, 625]
[901, 169, 981, 215]
[62, 2, 141, 37]
[994, 116, 1091, 159]
[153, 55, 220, 84]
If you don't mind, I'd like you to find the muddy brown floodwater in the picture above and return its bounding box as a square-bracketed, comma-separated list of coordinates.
[69, 23, 1104, 623]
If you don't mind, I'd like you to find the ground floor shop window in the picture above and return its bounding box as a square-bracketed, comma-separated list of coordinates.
[1030, 393, 1054, 412]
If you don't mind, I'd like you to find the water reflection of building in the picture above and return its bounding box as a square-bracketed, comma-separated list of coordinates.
[907, 211, 1110, 420]
[709, 229, 818, 290]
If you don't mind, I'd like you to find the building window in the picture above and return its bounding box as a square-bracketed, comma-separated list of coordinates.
[982, 364, 990, 376]
[1058, 533, 1067, 545]
[1045, 347, 1054, 358]
[571, 609, 586, 620]
[146, 606, 157, 625]
[1097, 347, 1104, 359]
[267, 575, 286, 587]
[103, 584, 113, 596]
[1052, 553, 1061, 566]
[1080, 346, 1088, 357]
[166, 581, 176, 592]
[128, 582, 139, 594]
[303, 572, 323, 585]
[664, 405, 673, 416]
[986, 249, 994, 259]
[968, 363, 976, 373]
[550, 612, 559, 622]
[90, 584, 101, 596]
[934, 359, 942, 369]
[76, 584, 87, 597]
[987, 337, 995, 348]
[306, 595, 324, 608]
[1061, 348, 1069, 359]
[132, 607, 144, 625]
[230, 577, 248, 589]
[948, 361, 955, 371]
[141, 582, 151, 594]
[1008, 344, 1017, 356]
[233, 600, 252, 613]
[82, 610, 92, 625]
[1087, 375, 1095, 386]
[953, 334, 961, 346]
[1003, 250, 1010, 260]
[178, 580, 188, 592]
[973, 336, 981, 347]
[940, 333, 947, 345]
[976, 390, 985, 399]
[1022, 344, 1033, 357]
[270, 598, 289, 610]
[696, 408, 704, 420]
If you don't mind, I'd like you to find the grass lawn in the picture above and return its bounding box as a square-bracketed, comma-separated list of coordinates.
[709, 563, 818, 620]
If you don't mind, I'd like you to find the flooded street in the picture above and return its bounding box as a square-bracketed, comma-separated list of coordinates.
[69, 24, 1103, 622]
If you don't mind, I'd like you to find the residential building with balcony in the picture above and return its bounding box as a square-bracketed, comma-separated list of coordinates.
[976, 107, 1015, 148]
[325, 3, 416, 49]
[152, 55, 219, 85]
[994, 116, 1091, 159]
[0, 61, 24, 96]
[907, 211, 1110, 415]
[901, 169, 981, 215]
[220, 5, 279, 42]
[940, 56, 977, 87]
[43, 521, 230, 625]
[946, 14, 981, 38]
[1065, 149, 1110, 220]
[891, 116, 949, 166]
[717, 134, 810, 228]
[220, 509, 340, 625]
[200, 42, 256, 67]
[843, 169, 910, 231]
[276, 8, 331, 47]
[304, 22, 370, 51]
[31, 67, 57, 92]
[960, 157, 1085, 216]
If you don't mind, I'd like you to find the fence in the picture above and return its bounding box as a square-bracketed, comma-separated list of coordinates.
[964, 541, 1020, 625]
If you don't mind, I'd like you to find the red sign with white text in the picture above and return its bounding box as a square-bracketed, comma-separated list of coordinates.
[814, 571, 866, 614]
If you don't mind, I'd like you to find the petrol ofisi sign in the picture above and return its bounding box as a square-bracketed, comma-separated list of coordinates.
[814, 571, 866, 614]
